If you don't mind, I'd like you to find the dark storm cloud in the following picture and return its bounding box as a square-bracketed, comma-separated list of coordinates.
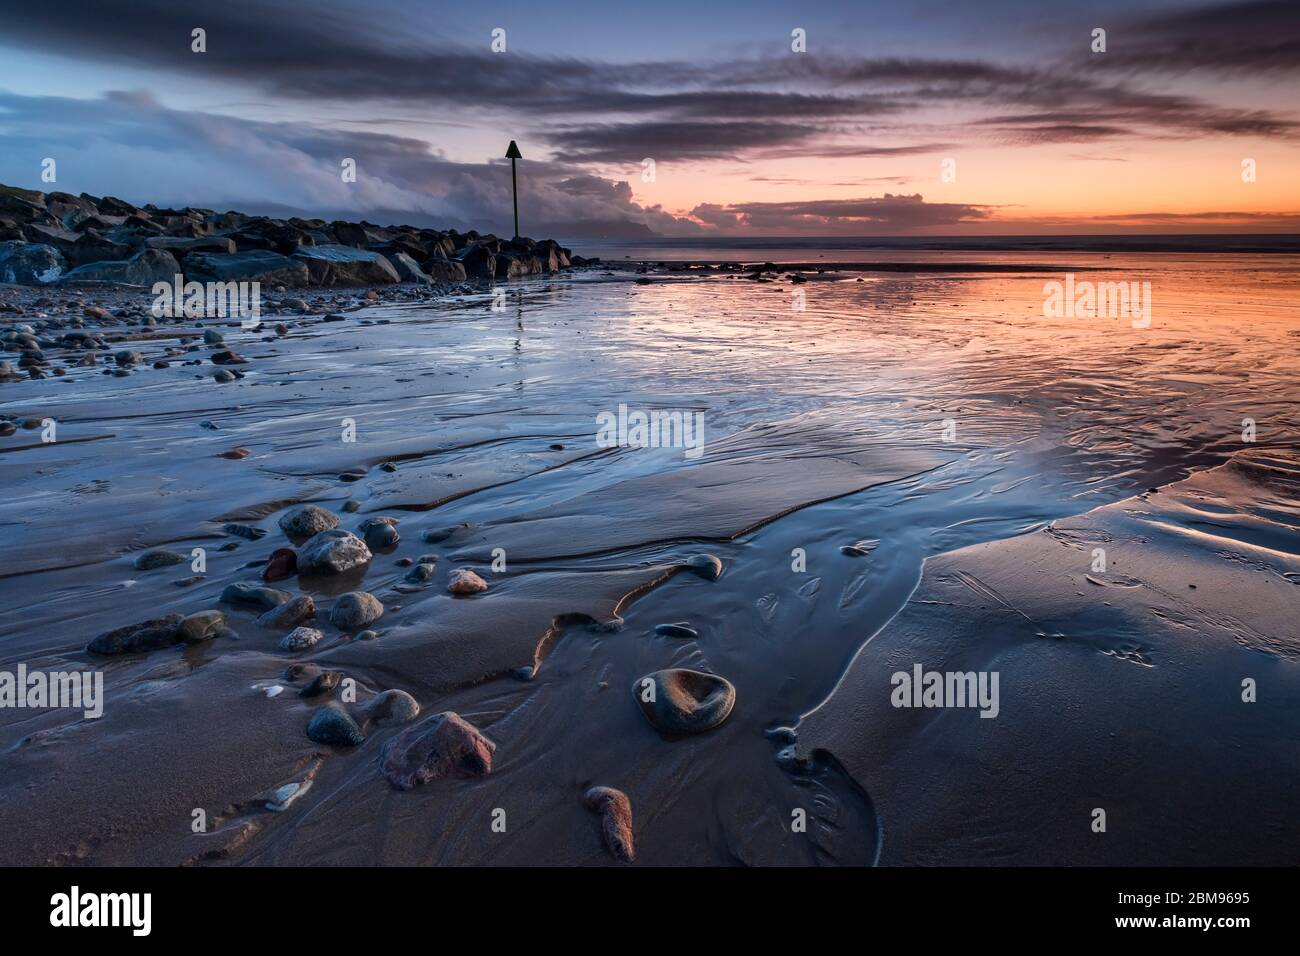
[1096, 0, 1300, 74]
[0, 89, 699, 235]
[547, 121, 819, 163]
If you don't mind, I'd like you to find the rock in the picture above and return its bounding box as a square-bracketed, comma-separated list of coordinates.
[278, 503, 339, 540]
[329, 590, 384, 631]
[257, 595, 316, 630]
[380, 711, 495, 790]
[60, 249, 181, 286]
[583, 786, 635, 862]
[298, 528, 372, 575]
[341, 499, 360, 513]
[144, 236, 236, 257]
[654, 622, 698, 639]
[212, 368, 235, 383]
[404, 562, 436, 584]
[633, 668, 736, 735]
[263, 548, 297, 582]
[285, 662, 322, 683]
[359, 516, 399, 550]
[178, 610, 226, 644]
[114, 349, 144, 367]
[202, 329, 224, 345]
[220, 581, 291, 610]
[291, 245, 400, 286]
[184, 250, 310, 287]
[87, 614, 184, 655]
[356, 629, 379, 641]
[840, 539, 879, 557]
[384, 251, 432, 284]
[306, 706, 365, 746]
[280, 625, 323, 652]
[0, 241, 65, 284]
[299, 670, 342, 698]
[266, 780, 312, 812]
[455, 242, 496, 280]
[685, 553, 724, 581]
[447, 568, 488, 595]
[222, 522, 265, 540]
[133, 549, 187, 570]
[358, 689, 420, 725]
[423, 258, 468, 283]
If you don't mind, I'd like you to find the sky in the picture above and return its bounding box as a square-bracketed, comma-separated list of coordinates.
[0, 0, 1296, 237]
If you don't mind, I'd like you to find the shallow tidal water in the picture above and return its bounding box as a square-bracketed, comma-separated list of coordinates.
[1, 251, 1298, 865]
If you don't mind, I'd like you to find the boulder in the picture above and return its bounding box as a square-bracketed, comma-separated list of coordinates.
[291, 245, 400, 286]
[423, 258, 468, 283]
[60, 248, 181, 286]
[455, 242, 496, 280]
[0, 241, 65, 284]
[184, 250, 309, 286]
[384, 251, 432, 284]
[144, 236, 236, 257]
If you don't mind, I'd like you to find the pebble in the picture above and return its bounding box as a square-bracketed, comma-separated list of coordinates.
[220, 581, 290, 610]
[306, 706, 365, 746]
[222, 523, 266, 540]
[341, 499, 360, 513]
[297, 529, 372, 575]
[257, 595, 315, 630]
[284, 662, 321, 682]
[278, 503, 339, 540]
[583, 786, 635, 863]
[266, 780, 312, 812]
[87, 614, 184, 655]
[329, 590, 384, 631]
[358, 689, 420, 725]
[178, 610, 226, 644]
[380, 711, 495, 790]
[219, 447, 251, 460]
[447, 568, 488, 595]
[133, 549, 187, 571]
[280, 626, 323, 652]
[685, 554, 724, 581]
[299, 670, 343, 698]
[359, 516, 400, 551]
[213, 368, 235, 383]
[633, 668, 736, 735]
[840, 539, 879, 557]
[404, 562, 436, 584]
[262, 547, 297, 582]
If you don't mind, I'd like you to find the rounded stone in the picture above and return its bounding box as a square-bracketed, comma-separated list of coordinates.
[633, 668, 736, 735]
[278, 504, 340, 540]
[306, 706, 364, 746]
[329, 590, 383, 631]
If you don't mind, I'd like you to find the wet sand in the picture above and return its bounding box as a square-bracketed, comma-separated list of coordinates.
[0, 252, 1297, 865]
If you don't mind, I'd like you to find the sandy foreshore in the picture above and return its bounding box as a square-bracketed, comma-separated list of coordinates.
[1, 252, 1298, 866]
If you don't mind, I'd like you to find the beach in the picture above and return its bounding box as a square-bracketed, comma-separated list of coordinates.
[0, 247, 1298, 866]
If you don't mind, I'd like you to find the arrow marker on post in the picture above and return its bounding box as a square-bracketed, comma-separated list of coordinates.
[505, 140, 522, 239]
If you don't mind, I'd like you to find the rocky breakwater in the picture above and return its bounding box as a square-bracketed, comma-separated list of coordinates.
[0, 182, 579, 291]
